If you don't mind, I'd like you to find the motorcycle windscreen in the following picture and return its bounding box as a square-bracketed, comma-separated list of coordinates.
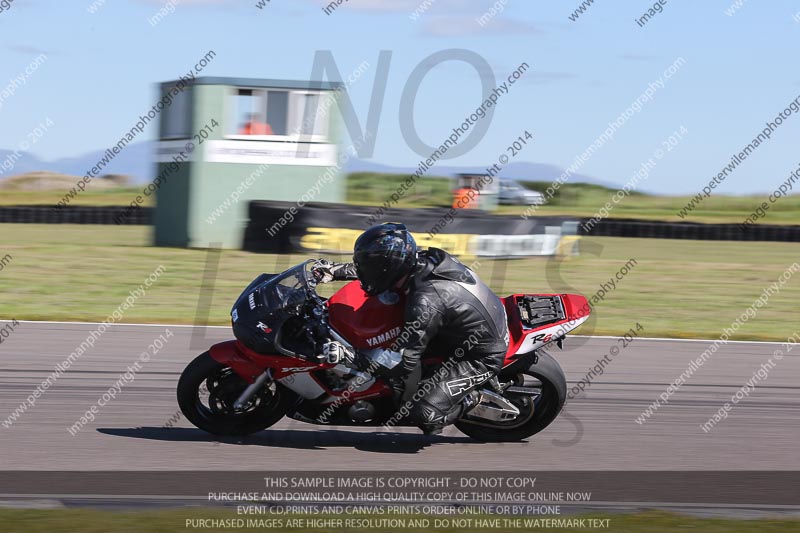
[231, 265, 310, 354]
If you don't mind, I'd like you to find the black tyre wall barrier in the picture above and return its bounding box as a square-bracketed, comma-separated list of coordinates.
[0, 205, 152, 225]
[579, 218, 800, 242]
[243, 200, 575, 253]
[2, 203, 798, 244]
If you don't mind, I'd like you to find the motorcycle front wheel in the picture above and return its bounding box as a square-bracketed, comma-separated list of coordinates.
[177, 351, 289, 436]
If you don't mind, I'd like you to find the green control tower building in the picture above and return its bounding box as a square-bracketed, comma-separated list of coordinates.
[153, 76, 345, 248]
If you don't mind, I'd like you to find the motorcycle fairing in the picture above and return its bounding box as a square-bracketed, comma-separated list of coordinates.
[327, 281, 405, 350]
[209, 339, 393, 401]
[502, 293, 590, 366]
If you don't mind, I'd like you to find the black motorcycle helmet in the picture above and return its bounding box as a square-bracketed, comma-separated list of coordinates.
[353, 223, 417, 296]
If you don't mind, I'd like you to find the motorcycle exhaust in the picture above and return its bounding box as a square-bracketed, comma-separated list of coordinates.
[465, 389, 521, 422]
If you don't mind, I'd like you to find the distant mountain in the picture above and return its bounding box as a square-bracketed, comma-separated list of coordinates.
[0, 150, 47, 179]
[0, 143, 154, 183]
[0, 141, 609, 188]
[46, 142, 154, 181]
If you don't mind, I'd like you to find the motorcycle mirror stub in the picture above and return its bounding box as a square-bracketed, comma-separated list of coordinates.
[378, 291, 401, 305]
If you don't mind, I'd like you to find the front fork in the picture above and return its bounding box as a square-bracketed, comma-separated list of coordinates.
[233, 369, 272, 410]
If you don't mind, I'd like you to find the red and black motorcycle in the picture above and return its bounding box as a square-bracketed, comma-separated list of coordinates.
[177, 260, 590, 442]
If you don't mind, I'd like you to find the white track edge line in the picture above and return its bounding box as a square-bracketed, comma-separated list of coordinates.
[4, 320, 794, 345]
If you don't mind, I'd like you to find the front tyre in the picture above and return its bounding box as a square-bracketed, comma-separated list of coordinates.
[455, 350, 566, 442]
[177, 351, 288, 436]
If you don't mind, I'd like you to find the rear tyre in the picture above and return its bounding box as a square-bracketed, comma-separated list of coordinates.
[455, 350, 566, 442]
[177, 351, 288, 436]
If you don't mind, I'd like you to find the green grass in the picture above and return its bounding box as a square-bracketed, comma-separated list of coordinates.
[346, 171, 453, 208]
[1, 224, 798, 341]
[0, 187, 149, 207]
[0, 172, 145, 207]
[0, 510, 798, 533]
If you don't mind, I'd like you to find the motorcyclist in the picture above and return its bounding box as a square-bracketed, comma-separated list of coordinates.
[311, 222, 509, 436]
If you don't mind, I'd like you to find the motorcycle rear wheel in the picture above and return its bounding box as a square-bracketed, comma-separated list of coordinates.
[177, 351, 288, 436]
[455, 349, 566, 442]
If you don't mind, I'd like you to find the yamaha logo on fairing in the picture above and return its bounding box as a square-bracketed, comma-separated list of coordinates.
[366, 326, 401, 347]
[248, 292, 256, 309]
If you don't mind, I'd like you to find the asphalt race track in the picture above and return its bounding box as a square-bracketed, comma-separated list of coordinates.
[2, 321, 798, 474]
[2, 321, 799, 514]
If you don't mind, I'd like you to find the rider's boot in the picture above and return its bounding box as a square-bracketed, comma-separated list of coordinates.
[419, 391, 480, 436]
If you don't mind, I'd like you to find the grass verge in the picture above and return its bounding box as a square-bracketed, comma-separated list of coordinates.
[0, 225, 798, 340]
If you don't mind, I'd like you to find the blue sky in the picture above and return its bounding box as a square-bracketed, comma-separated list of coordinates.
[0, 0, 798, 194]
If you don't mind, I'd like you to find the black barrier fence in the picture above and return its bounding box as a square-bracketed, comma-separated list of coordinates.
[244, 200, 575, 254]
[581, 217, 800, 242]
[0, 205, 151, 225]
[1, 204, 799, 243]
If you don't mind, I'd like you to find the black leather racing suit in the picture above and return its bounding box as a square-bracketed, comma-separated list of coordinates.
[332, 247, 509, 433]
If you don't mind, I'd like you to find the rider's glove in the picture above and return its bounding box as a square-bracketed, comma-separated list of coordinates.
[311, 259, 344, 283]
[311, 259, 358, 284]
[321, 341, 355, 366]
[311, 259, 336, 284]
